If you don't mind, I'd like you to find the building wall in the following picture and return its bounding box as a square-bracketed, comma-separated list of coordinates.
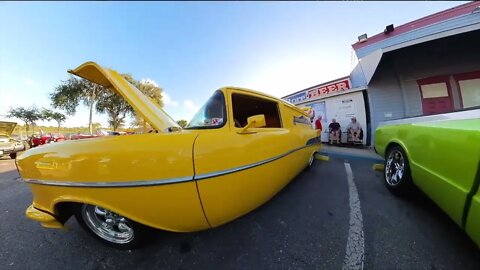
[293, 89, 368, 145]
[367, 30, 480, 144]
[367, 59, 405, 143]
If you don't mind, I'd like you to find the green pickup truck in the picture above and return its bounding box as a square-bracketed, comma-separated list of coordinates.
[374, 114, 480, 248]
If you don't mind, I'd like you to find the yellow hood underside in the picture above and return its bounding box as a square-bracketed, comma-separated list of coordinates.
[68, 61, 180, 133]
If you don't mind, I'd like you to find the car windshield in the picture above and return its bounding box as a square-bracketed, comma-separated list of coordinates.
[185, 91, 226, 129]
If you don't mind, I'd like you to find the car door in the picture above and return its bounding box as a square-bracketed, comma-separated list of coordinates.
[407, 120, 480, 227]
[194, 90, 312, 227]
[466, 176, 480, 247]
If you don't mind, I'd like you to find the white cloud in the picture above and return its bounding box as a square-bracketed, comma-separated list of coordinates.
[140, 78, 159, 87]
[163, 92, 179, 107]
[183, 100, 199, 113]
[140, 78, 180, 107]
[25, 79, 38, 88]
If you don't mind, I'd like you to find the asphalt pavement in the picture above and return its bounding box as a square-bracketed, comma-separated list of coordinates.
[0, 154, 479, 270]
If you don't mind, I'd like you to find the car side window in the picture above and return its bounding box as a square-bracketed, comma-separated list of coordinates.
[232, 94, 282, 128]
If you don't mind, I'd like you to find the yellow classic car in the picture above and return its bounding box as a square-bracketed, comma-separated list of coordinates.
[16, 61, 321, 249]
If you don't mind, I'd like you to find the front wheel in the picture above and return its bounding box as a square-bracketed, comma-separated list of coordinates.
[75, 204, 152, 249]
[9, 153, 17, 159]
[384, 145, 413, 195]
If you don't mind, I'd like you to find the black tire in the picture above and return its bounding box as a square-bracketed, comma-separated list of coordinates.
[9, 153, 17, 159]
[75, 204, 153, 250]
[384, 145, 413, 195]
[305, 152, 316, 171]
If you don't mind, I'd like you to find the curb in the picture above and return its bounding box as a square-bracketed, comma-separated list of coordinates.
[318, 151, 384, 163]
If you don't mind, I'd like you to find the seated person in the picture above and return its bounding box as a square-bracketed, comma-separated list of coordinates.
[347, 117, 363, 143]
[328, 118, 341, 144]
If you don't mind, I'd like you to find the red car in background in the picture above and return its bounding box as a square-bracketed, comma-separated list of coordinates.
[29, 133, 66, 147]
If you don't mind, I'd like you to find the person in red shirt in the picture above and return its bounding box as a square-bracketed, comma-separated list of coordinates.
[314, 116, 322, 142]
[315, 116, 322, 131]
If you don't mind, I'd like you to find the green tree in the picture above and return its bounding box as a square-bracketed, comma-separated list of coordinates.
[95, 89, 131, 131]
[96, 75, 164, 131]
[42, 109, 67, 134]
[51, 73, 164, 133]
[176, 120, 187, 128]
[7, 106, 43, 136]
[50, 76, 106, 134]
[92, 122, 102, 133]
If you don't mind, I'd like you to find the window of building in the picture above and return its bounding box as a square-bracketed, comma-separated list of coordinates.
[417, 76, 453, 115]
[231, 94, 282, 128]
[454, 71, 480, 109]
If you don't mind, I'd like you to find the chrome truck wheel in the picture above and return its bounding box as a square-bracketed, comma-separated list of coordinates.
[384, 145, 413, 195]
[75, 204, 152, 249]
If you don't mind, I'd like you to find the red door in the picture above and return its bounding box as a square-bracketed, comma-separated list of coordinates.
[417, 76, 453, 115]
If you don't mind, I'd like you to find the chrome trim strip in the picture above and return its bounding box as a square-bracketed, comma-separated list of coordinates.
[23, 176, 193, 188]
[194, 143, 320, 181]
[23, 142, 321, 188]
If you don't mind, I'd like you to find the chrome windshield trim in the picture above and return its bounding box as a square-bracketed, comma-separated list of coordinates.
[23, 141, 321, 188]
[22, 176, 194, 188]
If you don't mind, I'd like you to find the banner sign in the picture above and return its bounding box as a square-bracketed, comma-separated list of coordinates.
[306, 79, 351, 100]
[284, 78, 352, 105]
[285, 92, 307, 104]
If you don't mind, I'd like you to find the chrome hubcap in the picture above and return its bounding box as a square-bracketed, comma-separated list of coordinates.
[309, 154, 314, 167]
[385, 150, 405, 186]
[82, 205, 134, 244]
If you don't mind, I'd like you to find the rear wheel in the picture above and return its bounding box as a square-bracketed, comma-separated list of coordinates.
[384, 145, 413, 195]
[9, 153, 17, 159]
[75, 204, 152, 249]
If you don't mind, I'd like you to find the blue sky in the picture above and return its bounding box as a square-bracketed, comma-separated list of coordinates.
[0, 1, 465, 128]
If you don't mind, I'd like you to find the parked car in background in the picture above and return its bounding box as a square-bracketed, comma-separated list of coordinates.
[69, 129, 124, 140]
[29, 133, 66, 147]
[0, 121, 26, 159]
[16, 61, 321, 249]
[374, 112, 480, 248]
[69, 133, 99, 140]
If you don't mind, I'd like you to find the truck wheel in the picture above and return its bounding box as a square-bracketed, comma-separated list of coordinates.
[9, 153, 17, 159]
[75, 204, 153, 250]
[384, 145, 413, 195]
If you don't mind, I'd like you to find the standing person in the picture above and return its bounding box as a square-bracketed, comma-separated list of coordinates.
[347, 117, 363, 143]
[315, 116, 322, 131]
[309, 108, 315, 123]
[314, 116, 322, 142]
[328, 118, 341, 144]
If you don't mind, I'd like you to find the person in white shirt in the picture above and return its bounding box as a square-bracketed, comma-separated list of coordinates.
[347, 117, 362, 143]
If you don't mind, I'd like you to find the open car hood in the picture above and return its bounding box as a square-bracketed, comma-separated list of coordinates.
[68, 61, 180, 133]
[0, 121, 17, 136]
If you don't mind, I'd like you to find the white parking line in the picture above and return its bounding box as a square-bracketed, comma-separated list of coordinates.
[342, 162, 365, 270]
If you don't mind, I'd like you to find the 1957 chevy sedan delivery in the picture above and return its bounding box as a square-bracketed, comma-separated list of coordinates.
[16, 61, 321, 248]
